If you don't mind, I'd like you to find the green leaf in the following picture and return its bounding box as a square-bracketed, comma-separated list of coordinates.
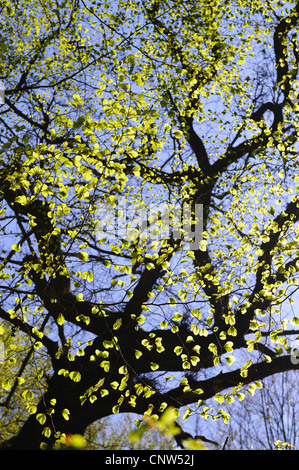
[134, 349, 142, 359]
[69, 371, 81, 382]
[77, 252, 89, 262]
[172, 312, 183, 321]
[11, 243, 21, 252]
[224, 341, 234, 352]
[6, 7, 14, 17]
[190, 356, 200, 366]
[1, 379, 11, 391]
[191, 309, 202, 320]
[110, 381, 119, 390]
[62, 409, 70, 421]
[173, 130, 183, 139]
[57, 314, 65, 325]
[113, 318, 122, 330]
[174, 346, 183, 355]
[118, 365, 128, 375]
[199, 329, 208, 337]
[226, 355, 236, 365]
[42, 427, 52, 438]
[28, 405, 37, 415]
[36, 413, 46, 425]
[228, 326, 237, 336]
[182, 361, 191, 369]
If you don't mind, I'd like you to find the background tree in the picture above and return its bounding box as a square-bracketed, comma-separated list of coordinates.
[84, 413, 176, 450]
[207, 370, 299, 450]
[0, 0, 299, 450]
[0, 321, 51, 444]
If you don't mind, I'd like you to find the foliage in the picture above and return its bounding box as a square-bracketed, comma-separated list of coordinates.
[129, 407, 206, 450]
[0, 0, 299, 449]
[0, 321, 51, 444]
[84, 412, 176, 450]
[205, 370, 299, 450]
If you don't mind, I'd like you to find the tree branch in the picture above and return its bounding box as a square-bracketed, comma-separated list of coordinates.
[164, 355, 299, 407]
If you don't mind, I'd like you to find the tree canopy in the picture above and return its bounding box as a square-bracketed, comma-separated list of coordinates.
[0, 0, 299, 450]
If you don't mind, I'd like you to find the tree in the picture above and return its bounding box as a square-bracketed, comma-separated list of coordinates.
[84, 413, 176, 450]
[208, 370, 299, 450]
[0, 321, 52, 445]
[0, 0, 299, 450]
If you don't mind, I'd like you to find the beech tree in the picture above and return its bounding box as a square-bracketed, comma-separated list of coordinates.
[0, 0, 299, 450]
[218, 371, 299, 450]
